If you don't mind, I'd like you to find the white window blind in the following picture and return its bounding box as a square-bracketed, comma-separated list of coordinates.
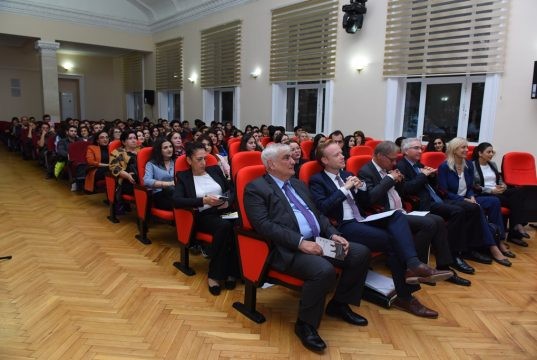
[200, 20, 241, 88]
[270, 0, 338, 83]
[383, 0, 510, 77]
[156, 38, 183, 91]
[123, 52, 143, 92]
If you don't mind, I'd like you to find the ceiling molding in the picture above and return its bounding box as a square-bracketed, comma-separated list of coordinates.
[125, 0, 156, 23]
[150, 0, 256, 33]
[0, 0, 151, 34]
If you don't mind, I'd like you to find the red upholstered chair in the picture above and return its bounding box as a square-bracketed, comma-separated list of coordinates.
[346, 155, 372, 175]
[350, 145, 373, 157]
[502, 152, 537, 186]
[132, 147, 175, 245]
[298, 160, 323, 186]
[260, 136, 272, 147]
[365, 139, 382, 150]
[108, 139, 121, 154]
[228, 141, 241, 159]
[420, 152, 446, 169]
[67, 141, 90, 186]
[227, 137, 242, 145]
[105, 174, 136, 223]
[231, 151, 263, 183]
[172, 154, 218, 275]
[300, 140, 314, 161]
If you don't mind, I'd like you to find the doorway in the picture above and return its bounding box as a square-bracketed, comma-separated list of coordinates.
[58, 78, 81, 120]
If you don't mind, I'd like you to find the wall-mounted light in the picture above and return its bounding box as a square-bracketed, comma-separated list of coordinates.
[250, 67, 262, 79]
[187, 73, 198, 83]
[351, 57, 369, 74]
[61, 60, 74, 71]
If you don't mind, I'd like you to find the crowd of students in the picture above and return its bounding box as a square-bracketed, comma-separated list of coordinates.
[2, 114, 532, 351]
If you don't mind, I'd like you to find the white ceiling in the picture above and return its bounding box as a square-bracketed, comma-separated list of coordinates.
[0, 0, 256, 33]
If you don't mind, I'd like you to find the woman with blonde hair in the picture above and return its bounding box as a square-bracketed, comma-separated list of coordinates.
[437, 137, 511, 267]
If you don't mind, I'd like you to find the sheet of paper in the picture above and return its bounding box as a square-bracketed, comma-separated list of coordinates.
[221, 211, 238, 219]
[407, 211, 430, 216]
[359, 209, 397, 222]
[315, 236, 344, 260]
[365, 270, 396, 297]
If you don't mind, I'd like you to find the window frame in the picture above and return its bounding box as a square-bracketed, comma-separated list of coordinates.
[202, 87, 241, 127]
[385, 74, 500, 144]
[271, 80, 333, 134]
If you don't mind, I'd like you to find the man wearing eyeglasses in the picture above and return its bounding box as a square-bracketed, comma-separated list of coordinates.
[397, 138, 478, 282]
[359, 141, 469, 286]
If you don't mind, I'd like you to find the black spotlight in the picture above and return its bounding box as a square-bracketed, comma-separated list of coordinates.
[342, 0, 367, 34]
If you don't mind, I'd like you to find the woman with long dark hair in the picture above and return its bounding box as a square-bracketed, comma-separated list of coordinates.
[143, 138, 175, 210]
[472, 142, 529, 247]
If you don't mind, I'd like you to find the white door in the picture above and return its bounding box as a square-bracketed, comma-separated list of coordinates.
[60, 92, 76, 120]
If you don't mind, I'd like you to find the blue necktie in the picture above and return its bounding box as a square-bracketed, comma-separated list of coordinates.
[283, 182, 320, 238]
[335, 175, 364, 221]
[413, 163, 443, 204]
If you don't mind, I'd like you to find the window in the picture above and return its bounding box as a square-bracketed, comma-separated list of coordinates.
[158, 91, 182, 121]
[123, 52, 144, 120]
[203, 88, 240, 126]
[387, 75, 498, 143]
[273, 81, 332, 134]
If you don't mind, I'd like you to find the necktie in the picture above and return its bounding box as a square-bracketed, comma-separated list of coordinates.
[413, 164, 443, 204]
[335, 175, 363, 221]
[379, 170, 403, 210]
[282, 182, 320, 238]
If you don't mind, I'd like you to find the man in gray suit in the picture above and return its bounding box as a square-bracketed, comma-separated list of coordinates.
[244, 143, 371, 353]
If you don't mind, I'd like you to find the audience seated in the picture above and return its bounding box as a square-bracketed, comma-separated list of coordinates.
[143, 138, 175, 211]
[472, 142, 529, 248]
[85, 130, 109, 193]
[173, 142, 239, 296]
[109, 130, 139, 212]
[437, 137, 511, 267]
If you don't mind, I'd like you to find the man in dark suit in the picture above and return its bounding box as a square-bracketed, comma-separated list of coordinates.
[309, 140, 452, 319]
[244, 143, 370, 352]
[358, 141, 466, 285]
[397, 138, 481, 279]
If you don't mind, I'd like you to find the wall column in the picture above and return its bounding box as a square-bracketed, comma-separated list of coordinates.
[35, 40, 60, 121]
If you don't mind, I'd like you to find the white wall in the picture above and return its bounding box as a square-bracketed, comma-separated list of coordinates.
[492, 0, 537, 161]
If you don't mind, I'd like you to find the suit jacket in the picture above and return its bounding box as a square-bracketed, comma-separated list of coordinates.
[437, 160, 475, 201]
[358, 162, 404, 209]
[396, 158, 437, 211]
[84, 144, 104, 192]
[173, 165, 232, 212]
[244, 174, 340, 271]
[309, 170, 370, 226]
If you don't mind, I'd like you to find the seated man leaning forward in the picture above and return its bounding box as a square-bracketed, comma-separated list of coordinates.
[309, 140, 452, 319]
[244, 143, 371, 353]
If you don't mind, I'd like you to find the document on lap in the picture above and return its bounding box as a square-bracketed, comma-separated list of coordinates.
[358, 210, 397, 223]
[315, 236, 345, 260]
[406, 211, 430, 216]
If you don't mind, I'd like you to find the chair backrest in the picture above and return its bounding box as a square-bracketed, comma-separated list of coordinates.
[136, 147, 153, 185]
[174, 153, 218, 173]
[502, 152, 537, 186]
[109, 139, 121, 153]
[228, 141, 241, 159]
[466, 145, 476, 160]
[350, 145, 373, 157]
[420, 152, 446, 169]
[298, 160, 323, 186]
[346, 155, 372, 175]
[231, 151, 263, 182]
[67, 141, 90, 164]
[365, 139, 382, 150]
[260, 136, 272, 147]
[300, 140, 314, 161]
[227, 137, 242, 145]
[236, 165, 267, 231]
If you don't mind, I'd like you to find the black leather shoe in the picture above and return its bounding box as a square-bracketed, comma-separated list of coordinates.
[501, 249, 516, 258]
[445, 272, 471, 286]
[224, 278, 237, 290]
[451, 257, 475, 274]
[325, 300, 368, 326]
[294, 319, 326, 352]
[208, 284, 221, 296]
[511, 229, 530, 239]
[462, 251, 492, 264]
[507, 236, 528, 247]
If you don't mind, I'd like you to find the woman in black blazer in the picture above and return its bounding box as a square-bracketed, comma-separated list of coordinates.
[173, 142, 238, 295]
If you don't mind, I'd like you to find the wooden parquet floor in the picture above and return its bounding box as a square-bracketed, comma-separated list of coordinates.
[1, 147, 536, 359]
